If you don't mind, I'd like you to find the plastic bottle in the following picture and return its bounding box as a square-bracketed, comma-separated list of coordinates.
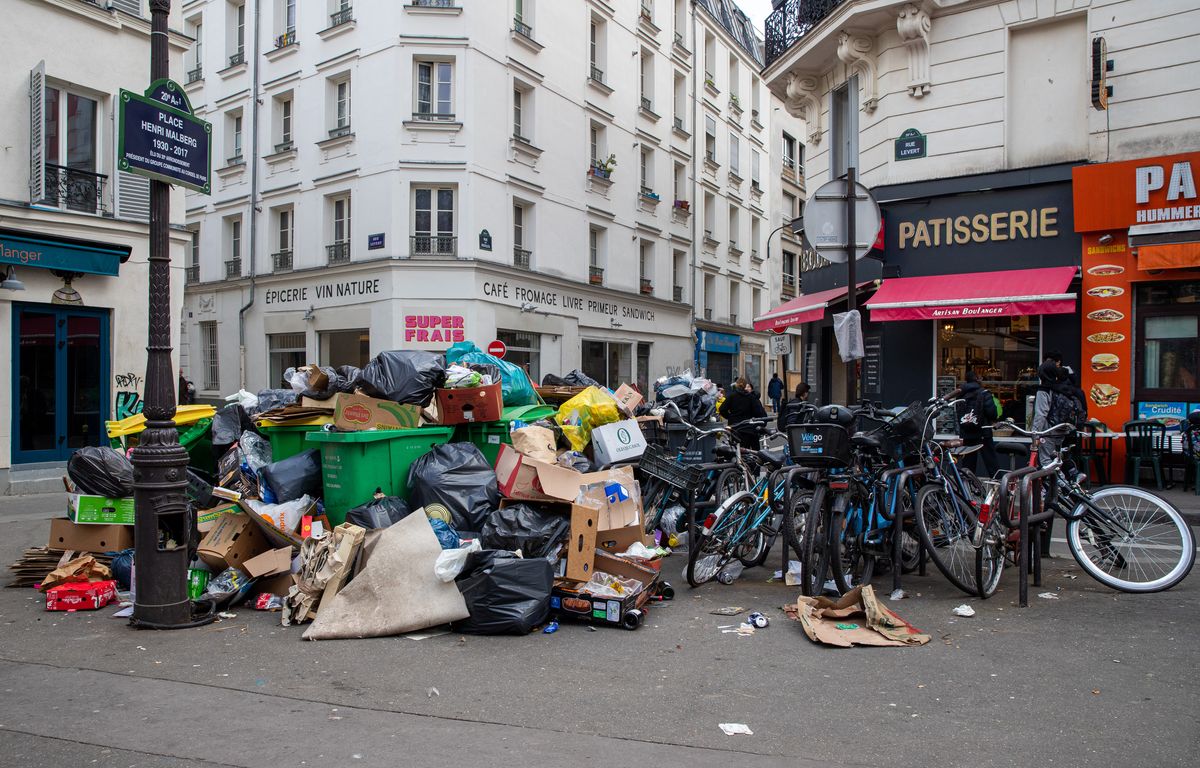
[717, 561, 744, 584]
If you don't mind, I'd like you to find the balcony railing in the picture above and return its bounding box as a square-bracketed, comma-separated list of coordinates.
[272, 250, 293, 272]
[640, 278, 653, 295]
[42, 164, 108, 214]
[705, 150, 717, 164]
[765, 0, 848, 66]
[413, 111, 456, 122]
[326, 242, 350, 264]
[640, 96, 653, 112]
[185, 265, 200, 284]
[330, 7, 353, 26]
[412, 0, 455, 6]
[673, 116, 686, 132]
[673, 31, 684, 48]
[186, 66, 203, 83]
[224, 258, 241, 279]
[730, 313, 738, 325]
[274, 140, 294, 153]
[513, 247, 531, 270]
[328, 123, 352, 138]
[673, 286, 683, 302]
[589, 65, 605, 84]
[228, 49, 245, 67]
[275, 29, 296, 49]
[589, 265, 604, 285]
[411, 234, 456, 257]
[513, 18, 533, 38]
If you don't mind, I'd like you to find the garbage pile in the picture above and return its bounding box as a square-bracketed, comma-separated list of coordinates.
[13, 341, 677, 636]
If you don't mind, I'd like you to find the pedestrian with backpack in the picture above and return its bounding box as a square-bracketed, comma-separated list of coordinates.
[955, 370, 999, 478]
[1032, 359, 1087, 556]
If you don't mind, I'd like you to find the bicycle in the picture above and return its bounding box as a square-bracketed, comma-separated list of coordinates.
[976, 421, 1195, 597]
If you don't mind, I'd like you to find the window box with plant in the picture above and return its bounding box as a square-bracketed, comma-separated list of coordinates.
[673, 199, 690, 211]
[640, 278, 653, 295]
[639, 187, 660, 201]
[729, 94, 741, 113]
[589, 154, 616, 179]
[589, 265, 604, 285]
[704, 74, 718, 94]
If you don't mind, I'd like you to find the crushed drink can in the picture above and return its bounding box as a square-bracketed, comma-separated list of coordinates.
[748, 612, 769, 629]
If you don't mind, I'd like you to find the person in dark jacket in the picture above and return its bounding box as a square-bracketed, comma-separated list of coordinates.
[955, 370, 998, 478]
[767, 373, 784, 413]
[778, 382, 812, 430]
[719, 377, 767, 447]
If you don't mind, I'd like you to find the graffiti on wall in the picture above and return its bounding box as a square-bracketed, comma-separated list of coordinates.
[114, 372, 145, 420]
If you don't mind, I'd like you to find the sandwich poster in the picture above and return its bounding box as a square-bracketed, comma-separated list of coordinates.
[1080, 232, 1134, 419]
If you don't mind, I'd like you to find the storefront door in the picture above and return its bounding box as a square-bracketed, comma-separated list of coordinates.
[12, 304, 110, 464]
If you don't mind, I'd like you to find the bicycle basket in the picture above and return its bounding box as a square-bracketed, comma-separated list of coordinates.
[788, 423, 852, 467]
[637, 444, 709, 490]
[888, 402, 932, 443]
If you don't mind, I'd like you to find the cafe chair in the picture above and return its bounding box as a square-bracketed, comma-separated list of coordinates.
[1182, 421, 1200, 497]
[1078, 420, 1112, 487]
[1123, 419, 1165, 491]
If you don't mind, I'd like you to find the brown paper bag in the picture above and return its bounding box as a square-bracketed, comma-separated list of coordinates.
[39, 555, 111, 592]
[511, 426, 557, 463]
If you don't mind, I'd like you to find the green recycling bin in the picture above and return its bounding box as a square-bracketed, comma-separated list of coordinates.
[455, 404, 557, 466]
[305, 426, 455, 525]
[260, 424, 324, 463]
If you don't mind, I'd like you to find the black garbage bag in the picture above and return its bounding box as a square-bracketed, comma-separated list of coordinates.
[258, 448, 322, 503]
[665, 391, 716, 424]
[68, 446, 134, 497]
[407, 443, 499, 533]
[562, 369, 602, 388]
[251, 389, 298, 416]
[346, 496, 413, 530]
[468, 363, 503, 384]
[451, 551, 553, 635]
[110, 548, 135, 591]
[541, 373, 567, 386]
[333, 365, 361, 393]
[480, 503, 571, 559]
[354, 350, 446, 406]
[211, 404, 259, 451]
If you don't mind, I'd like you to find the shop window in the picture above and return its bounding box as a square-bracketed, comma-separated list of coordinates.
[581, 340, 630, 389]
[936, 317, 1040, 424]
[320, 329, 369, 369]
[1136, 282, 1200, 401]
[268, 332, 306, 389]
[200, 321, 220, 391]
[497, 330, 540, 382]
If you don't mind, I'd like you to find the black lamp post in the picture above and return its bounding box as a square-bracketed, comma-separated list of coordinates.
[131, 0, 199, 629]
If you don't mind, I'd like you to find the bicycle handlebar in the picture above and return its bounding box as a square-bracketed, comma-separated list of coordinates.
[993, 421, 1076, 439]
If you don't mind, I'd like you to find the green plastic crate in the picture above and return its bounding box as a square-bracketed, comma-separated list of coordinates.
[455, 404, 557, 466]
[260, 424, 325, 462]
[305, 427, 455, 525]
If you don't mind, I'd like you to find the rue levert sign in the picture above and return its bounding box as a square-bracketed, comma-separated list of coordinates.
[894, 128, 926, 161]
[118, 79, 211, 193]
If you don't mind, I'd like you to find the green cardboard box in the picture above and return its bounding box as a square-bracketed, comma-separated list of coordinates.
[67, 494, 135, 526]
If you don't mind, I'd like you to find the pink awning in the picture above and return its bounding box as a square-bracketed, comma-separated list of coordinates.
[865, 266, 1077, 322]
[753, 284, 863, 333]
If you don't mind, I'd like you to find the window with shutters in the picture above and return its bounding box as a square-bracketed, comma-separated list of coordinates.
[37, 80, 105, 215]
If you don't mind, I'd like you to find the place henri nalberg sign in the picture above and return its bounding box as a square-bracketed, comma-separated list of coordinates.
[118, 79, 211, 194]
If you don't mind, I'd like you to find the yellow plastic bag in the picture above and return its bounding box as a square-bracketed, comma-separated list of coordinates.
[555, 387, 621, 452]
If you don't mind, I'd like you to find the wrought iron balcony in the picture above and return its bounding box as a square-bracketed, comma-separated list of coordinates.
[589, 265, 604, 285]
[275, 29, 296, 49]
[513, 18, 533, 38]
[513, 247, 531, 270]
[640, 96, 653, 112]
[42, 164, 107, 214]
[272, 250, 293, 272]
[589, 65, 605, 84]
[186, 66, 203, 83]
[412, 111, 456, 122]
[274, 140, 294, 153]
[224, 259, 241, 279]
[185, 265, 200, 284]
[411, 0, 456, 6]
[673, 286, 683, 302]
[765, 0, 848, 66]
[328, 123, 352, 138]
[326, 242, 350, 264]
[411, 235, 456, 257]
[330, 7, 353, 26]
[228, 49, 245, 67]
[673, 31, 685, 48]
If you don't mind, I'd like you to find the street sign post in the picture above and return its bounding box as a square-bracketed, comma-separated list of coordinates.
[118, 79, 211, 193]
[487, 340, 507, 359]
[770, 333, 790, 356]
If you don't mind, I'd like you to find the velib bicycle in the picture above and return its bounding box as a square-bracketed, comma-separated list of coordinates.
[976, 421, 1195, 596]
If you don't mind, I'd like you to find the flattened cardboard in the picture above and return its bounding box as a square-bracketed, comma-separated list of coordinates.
[196, 513, 271, 571]
[435, 383, 503, 425]
[784, 585, 930, 647]
[48, 518, 133, 553]
[320, 393, 421, 431]
[242, 547, 294, 578]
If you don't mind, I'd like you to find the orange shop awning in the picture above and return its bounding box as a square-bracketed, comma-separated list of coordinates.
[1129, 222, 1200, 270]
[864, 266, 1077, 322]
[753, 283, 869, 333]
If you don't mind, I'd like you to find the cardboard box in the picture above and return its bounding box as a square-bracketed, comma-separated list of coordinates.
[197, 502, 240, 534]
[197, 512, 271, 571]
[495, 443, 637, 503]
[435, 383, 503, 425]
[45, 580, 118, 611]
[591, 419, 649, 467]
[579, 475, 655, 556]
[48, 518, 134, 553]
[242, 546, 295, 579]
[500, 499, 598, 582]
[549, 553, 658, 628]
[256, 571, 296, 596]
[322, 393, 421, 431]
[612, 384, 644, 417]
[67, 494, 135, 526]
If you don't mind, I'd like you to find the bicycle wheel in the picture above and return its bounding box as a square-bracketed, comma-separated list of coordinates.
[782, 485, 814, 560]
[975, 523, 1005, 599]
[830, 495, 875, 593]
[686, 491, 753, 587]
[914, 483, 978, 595]
[799, 485, 832, 597]
[640, 478, 672, 534]
[1065, 486, 1196, 593]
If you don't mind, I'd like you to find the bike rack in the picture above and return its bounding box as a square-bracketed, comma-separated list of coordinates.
[996, 462, 1060, 607]
[769, 465, 821, 583]
[880, 465, 927, 594]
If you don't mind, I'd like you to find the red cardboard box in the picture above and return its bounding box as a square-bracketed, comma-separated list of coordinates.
[45, 580, 118, 611]
[435, 383, 503, 425]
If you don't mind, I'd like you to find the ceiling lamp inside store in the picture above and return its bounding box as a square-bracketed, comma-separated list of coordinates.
[940, 322, 956, 342]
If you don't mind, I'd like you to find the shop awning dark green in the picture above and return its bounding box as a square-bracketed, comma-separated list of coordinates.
[0, 229, 130, 277]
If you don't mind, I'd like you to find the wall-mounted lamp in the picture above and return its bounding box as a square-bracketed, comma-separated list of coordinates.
[303, 305, 315, 322]
[1098, 233, 1114, 245]
[1, 266, 26, 291]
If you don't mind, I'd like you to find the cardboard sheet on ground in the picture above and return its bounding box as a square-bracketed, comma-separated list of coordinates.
[784, 585, 930, 647]
[303, 512, 469, 640]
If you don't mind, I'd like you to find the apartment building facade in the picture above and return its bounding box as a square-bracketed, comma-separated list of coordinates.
[0, 0, 189, 493]
[180, 0, 804, 397]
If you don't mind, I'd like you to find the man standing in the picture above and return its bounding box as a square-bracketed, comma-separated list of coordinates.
[767, 372, 784, 413]
[955, 371, 999, 478]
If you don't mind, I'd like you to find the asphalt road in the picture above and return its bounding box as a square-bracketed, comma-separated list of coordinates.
[1, 492, 1197, 767]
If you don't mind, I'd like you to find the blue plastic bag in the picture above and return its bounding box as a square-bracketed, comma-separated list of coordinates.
[428, 518, 461, 550]
[446, 342, 537, 407]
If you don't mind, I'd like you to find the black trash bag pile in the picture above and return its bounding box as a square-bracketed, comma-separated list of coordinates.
[258, 448, 322, 503]
[663, 391, 716, 424]
[283, 365, 362, 400]
[562, 369, 602, 388]
[346, 496, 413, 530]
[250, 389, 298, 416]
[451, 550, 553, 635]
[211, 403, 260, 451]
[354, 351, 446, 406]
[541, 373, 566, 386]
[407, 443, 499, 534]
[480, 504, 571, 559]
[68, 447, 134, 497]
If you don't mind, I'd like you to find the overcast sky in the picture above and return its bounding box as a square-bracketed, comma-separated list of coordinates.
[735, 0, 775, 35]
